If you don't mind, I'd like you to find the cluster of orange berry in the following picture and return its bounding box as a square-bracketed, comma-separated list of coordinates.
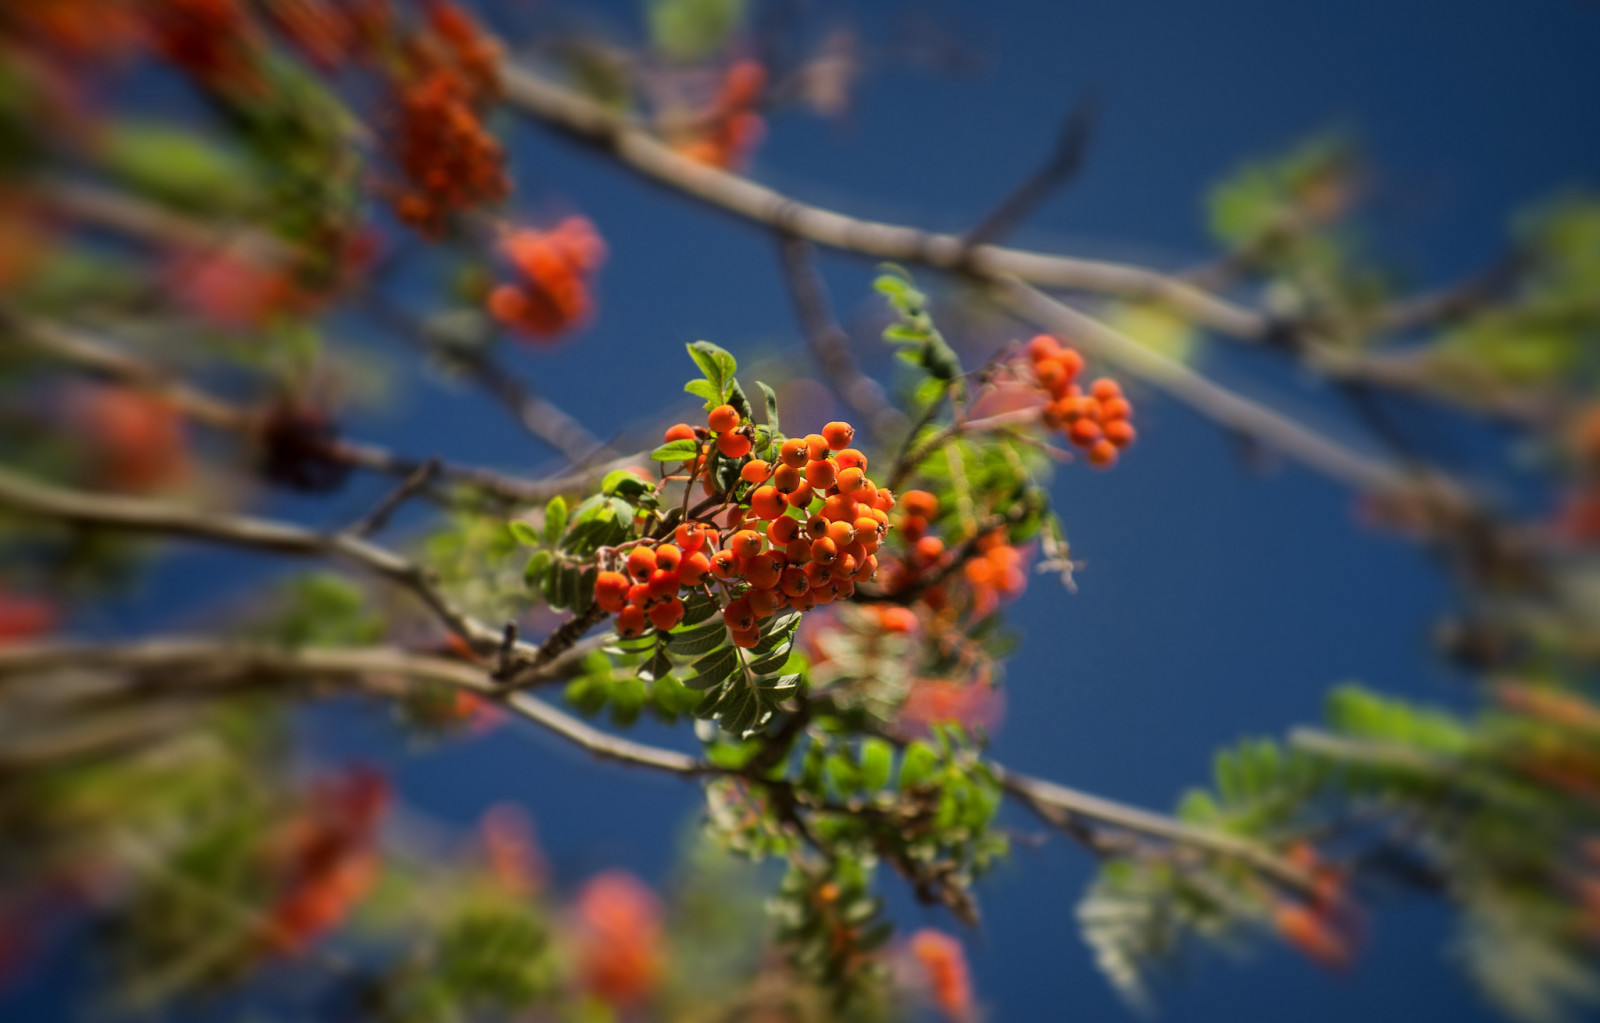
[146, 0, 261, 94]
[1271, 842, 1357, 970]
[891, 490, 1026, 616]
[675, 59, 766, 171]
[593, 412, 892, 648]
[487, 217, 607, 340]
[1025, 334, 1136, 469]
[391, 59, 508, 236]
[413, 0, 501, 100]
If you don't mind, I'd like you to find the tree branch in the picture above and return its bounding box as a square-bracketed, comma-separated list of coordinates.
[0, 638, 703, 775]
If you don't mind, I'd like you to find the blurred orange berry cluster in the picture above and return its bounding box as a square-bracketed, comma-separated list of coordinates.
[1271, 841, 1358, 971]
[595, 412, 892, 647]
[145, 0, 260, 93]
[908, 928, 975, 1023]
[675, 59, 767, 171]
[1026, 334, 1136, 469]
[265, 766, 389, 956]
[488, 217, 608, 340]
[572, 871, 664, 1008]
[74, 385, 190, 494]
[392, 68, 509, 236]
[889, 490, 1027, 616]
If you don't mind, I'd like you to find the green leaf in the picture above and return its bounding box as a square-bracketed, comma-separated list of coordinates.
[601, 470, 654, 500]
[755, 381, 780, 433]
[898, 742, 940, 790]
[860, 739, 893, 791]
[687, 340, 738, 400]
[522, 550, 552, 587]
[651, 439, 700, 461]
[508, 520, 541, 547]
[667, 620, 727, 657]
[647, 0, 746, 63]
[728, 378, 755, 422]
[686, 645, 739, 690]
[542, 496, 568, 544]
[684, 379, 720, 404]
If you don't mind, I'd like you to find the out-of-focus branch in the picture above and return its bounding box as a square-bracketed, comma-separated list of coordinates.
[496, 62, 1270, 341]
[961, 94, 1096, 250]
[990, 277, 1449, 498]
[992, 764, 1316, 894]
[775, 235, 905, 440]
[0, 638, 702, 775]
[0, 635, 1314, 889]
[5, 314, 627, 504]
[0, 466, 508, 654]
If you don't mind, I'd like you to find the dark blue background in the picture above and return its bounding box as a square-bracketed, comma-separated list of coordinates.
[15, 0, 1600, 1020]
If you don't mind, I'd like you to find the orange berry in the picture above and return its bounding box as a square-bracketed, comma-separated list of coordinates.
[717, 432, 752, 458]
[1100, 396, 1132, 421]
[1058, 347, 1085, 378]
[627, 582, 651, 607]
[1103, 419, 1137, 448]
[747, 587, 780, 618]
[853, 515, 880, 540]
[780, 566, 810, 597]
[677, 550, 711, 585]
[710, 549, 741, 578]
[673, 522, 705, 551]
[811, 536, 838, 564]
[741, 459, 772, 484]
[1086, 438, 1118, 468]
[785, 538, 812, 563]
[805, 434, 830, 460]
[649, 598, 684, 631]
[616, 605, 648, 637]
[647, 568, 679, 599]
[1026, 333, 1062, 362]
[901, 514, 928, 542]
[708, 404, 740, 433]
[826, 519, 856, 547]
[804, 515, 829, 540]
[901, 490, 938, 519]
[767, 516, 801, 546]
[750, 485, 787, 520]
[821, 494, 857, 522]
[833, 578, 855, 599]
[831, 552, 858, 579]
[730, 625, 761, 648]
[729, 529, 764, 560]
[625, 547, 657, 582]
[594, 571, 629, 612]
[821, 421, 855, 450]
[1090, 378, 1122, 402]
[836, 466, 866, 494]
[654, 543, 682, 573]
[778, 438, 809, 467]
[1068, 418, 1102, 446]
[879, 606, 918, 633]
[804, 459, 837, 490]
[872, 489, 897, 513]
[802, 560, 830, 584]
[834, 448, 867, 471]
[744, 552, 783, 590]
[789, 589, 817, 612]
[856, 554, 879, 581]
[723, 597, 756, 632]
[784, 482, 815, 508]
[771, 464, 804, 494]
[664, 422, 696, 442]
[1035, 358, 1069, 393]
[915, 536, 945, 563]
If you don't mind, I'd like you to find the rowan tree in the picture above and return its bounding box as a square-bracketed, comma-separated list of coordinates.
[0, 2, 1598, 1022]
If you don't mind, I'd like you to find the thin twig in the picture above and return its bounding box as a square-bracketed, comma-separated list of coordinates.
[0, 467, 509, 655]
[775, 234, 904, 440]
[349, 458, 439, 536]
[962, 93, 1097, 251]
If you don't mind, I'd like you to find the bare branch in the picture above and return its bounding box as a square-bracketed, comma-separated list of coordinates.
[0, 466, 507, 654]
[775, 235, 905, 440]
[0, 638, 703, 775]
[495, 62, 1271, 341]
[962, 94, 1097, 251]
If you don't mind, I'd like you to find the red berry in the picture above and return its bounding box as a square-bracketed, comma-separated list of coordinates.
[821, 421, 855, 450]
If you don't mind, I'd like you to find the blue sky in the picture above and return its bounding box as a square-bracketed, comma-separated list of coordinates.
[12, 1, 1600, 1020]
